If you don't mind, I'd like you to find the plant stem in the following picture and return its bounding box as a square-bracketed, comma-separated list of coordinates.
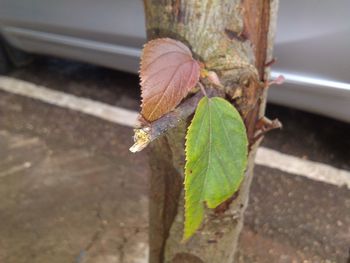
[198, 82, 207, 97]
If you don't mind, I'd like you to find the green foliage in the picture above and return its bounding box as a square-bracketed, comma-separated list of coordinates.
[184, 97, 248, 239]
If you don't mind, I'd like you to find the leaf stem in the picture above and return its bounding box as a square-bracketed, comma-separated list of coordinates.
[198, 82, 208, 97]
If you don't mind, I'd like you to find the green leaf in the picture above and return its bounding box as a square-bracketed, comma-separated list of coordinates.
[184, 96, 248, 239]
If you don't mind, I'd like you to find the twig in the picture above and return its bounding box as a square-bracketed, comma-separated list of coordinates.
[130, 88, 218, 153]
[250, 117, 282, 146]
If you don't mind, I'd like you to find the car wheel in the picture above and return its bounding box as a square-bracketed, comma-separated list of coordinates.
[2, 39, 33, 68]
[0, 42, 11, 74]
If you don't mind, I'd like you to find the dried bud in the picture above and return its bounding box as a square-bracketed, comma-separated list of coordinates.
[270, 75, 285, 85]
[207, 71, 223, 87]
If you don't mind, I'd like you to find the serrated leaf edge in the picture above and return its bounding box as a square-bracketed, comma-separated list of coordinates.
[183, 97, 248, 240]
[139, 38, 200, 122]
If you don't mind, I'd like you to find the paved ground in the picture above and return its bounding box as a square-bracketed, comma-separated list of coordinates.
[0, 58, 349, 263]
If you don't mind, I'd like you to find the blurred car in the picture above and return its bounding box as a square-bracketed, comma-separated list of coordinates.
[0, 0, 349, 122]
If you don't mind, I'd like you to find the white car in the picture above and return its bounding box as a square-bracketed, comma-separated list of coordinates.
[0, 0, 349, 122]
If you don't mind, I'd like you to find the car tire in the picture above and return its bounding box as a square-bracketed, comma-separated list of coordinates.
[0, 41, 11, 74]
[2, 38, 33, 68]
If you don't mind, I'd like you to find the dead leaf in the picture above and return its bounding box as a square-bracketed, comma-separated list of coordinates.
[140, 38, 200, 121]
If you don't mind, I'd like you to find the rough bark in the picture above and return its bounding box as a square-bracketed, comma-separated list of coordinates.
[144, 0, 279, 262]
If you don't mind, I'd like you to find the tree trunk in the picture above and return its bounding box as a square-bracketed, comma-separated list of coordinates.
[144, 0, 279, 262]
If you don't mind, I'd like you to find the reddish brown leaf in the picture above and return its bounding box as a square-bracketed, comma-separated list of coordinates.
[140, 38, 200, 122]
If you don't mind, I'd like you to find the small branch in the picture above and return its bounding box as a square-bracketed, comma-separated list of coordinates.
[250, 117, 282, 147]
[130, 90, 217, 153]
[264, 57, 276, 67]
